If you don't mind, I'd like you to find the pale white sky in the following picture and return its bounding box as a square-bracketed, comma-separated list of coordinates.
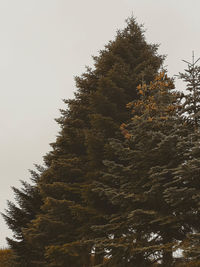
[0, 0, 199, 247]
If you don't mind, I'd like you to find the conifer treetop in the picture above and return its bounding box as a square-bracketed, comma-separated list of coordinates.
[178, 52, 200, 129]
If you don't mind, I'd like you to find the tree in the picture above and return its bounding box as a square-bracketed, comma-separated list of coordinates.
[4, 17, 163, 266]
[164, 55, 200, 263]
[91, 72, 189, 266]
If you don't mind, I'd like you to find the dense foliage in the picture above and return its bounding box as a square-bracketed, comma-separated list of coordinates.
[3, 16, 200, 266]
[2, 166, 43, 266]
[91, 72, 186, 266]
[90, 59, 200, 266]
[3, 17, 162, 266]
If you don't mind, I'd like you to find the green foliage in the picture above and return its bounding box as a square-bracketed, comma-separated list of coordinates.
[2, 166, 44, 266]
[165, 58, 200, 262]
[89, 60, 200, 266]
[90, 72, 186, 266]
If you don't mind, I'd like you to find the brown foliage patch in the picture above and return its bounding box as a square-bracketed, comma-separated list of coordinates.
[0, 248, 15, 267]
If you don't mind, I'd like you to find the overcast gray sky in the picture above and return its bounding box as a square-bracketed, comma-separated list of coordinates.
[0, 0, 199, 247]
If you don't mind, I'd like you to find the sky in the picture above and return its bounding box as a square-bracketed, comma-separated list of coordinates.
[0, 0, 199, 247]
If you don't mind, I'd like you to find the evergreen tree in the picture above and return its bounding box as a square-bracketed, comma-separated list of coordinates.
[91, 72, 189, 266]
[4, 17, 163, 266]
[164, 55, 200, 262]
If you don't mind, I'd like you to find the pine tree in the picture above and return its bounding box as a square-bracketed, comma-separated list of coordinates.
[4, 17, 163, 266]
[164, 54, 200, 263]
[91, 72, 188, 266]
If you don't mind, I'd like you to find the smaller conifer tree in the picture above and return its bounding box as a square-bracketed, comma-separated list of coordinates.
[165, 54, 200, 262]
